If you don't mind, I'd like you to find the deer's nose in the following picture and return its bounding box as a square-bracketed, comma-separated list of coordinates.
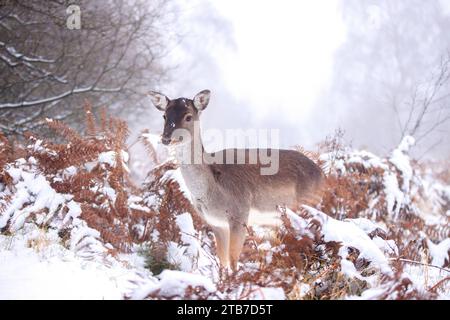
[161, 136, 171, 145]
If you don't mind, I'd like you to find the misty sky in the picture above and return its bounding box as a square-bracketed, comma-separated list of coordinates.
[153, 0, 450, 158]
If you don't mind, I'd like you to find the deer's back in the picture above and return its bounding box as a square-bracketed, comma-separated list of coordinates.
[208, 148, 324, 210]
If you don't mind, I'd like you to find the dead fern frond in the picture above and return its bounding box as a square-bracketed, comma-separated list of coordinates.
[84, 101, 97, 137]
[140, 129, 159, 165]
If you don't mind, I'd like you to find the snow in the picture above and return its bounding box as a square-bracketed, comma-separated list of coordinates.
[141, 132, 170, 164]
[303, 206, 393, 276]
[419, 178, 450, 225]
[142, 133, 161, 149]
[1, 133, 449, 300]
[0, 86, 121, 109]
[389, 136, 415, 192]
[63, 166, 77, 177]
[403, 264, 450, 299]
[396, 136, 416, 153]
[172, 213, 214, 273]
[130, 269, 216, 300]
[62, 200, 82, 225]
[176, 214, 199, 257]
[100, 186, 116, 202]
[355, 261, 450, 300]
[349, 218, 384, 234]
[383, 171, 404, 217]
[97, 150, 130, 172]
[348, 218, 398, 255]
[0, 162, 66, 231]
[0, 41, 55, 63]
[321, 149, 389, 173]
[129, 203, 151, 212]
[347, 150, 389, 170]
[0, 247, 122, 299]
[69, 225, 101, 252]
[249, 287, 286, 300]
[161, 168, 192, 201]
[98, 151, 117, 167]
[285, 208, 314, 238]
[426, 238, 450, 267]
[0, 225, 153, 300]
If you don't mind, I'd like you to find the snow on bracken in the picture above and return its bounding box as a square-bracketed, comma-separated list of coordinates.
[426, 238, 450, 267]
[0, 121, 449, 299]
[1, 159, 67, 231]
[303, 206, 393, 277]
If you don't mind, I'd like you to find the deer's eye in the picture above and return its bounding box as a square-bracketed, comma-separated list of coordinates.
[163, 115, 166, 121]
[185, 114, 193, 122]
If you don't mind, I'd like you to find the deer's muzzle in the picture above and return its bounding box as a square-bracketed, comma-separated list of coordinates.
[161, 136, 171, 145]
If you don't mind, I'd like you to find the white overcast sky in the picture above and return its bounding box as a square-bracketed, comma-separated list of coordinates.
[148, 0, 450, 157]
[161, 0, 346, 150]
[212, 0, 346, 123]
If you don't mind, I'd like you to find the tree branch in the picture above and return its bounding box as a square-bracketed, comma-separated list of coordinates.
[0, 86, 122, 110]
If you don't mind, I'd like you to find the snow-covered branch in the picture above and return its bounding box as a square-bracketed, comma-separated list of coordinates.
[0, 86, 123, 109]
[0, 0, 172, 135]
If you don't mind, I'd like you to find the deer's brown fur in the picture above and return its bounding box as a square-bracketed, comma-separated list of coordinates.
[149, 90, 324, 270]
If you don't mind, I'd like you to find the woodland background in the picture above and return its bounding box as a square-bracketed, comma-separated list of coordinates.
[0, 0, 449, 299]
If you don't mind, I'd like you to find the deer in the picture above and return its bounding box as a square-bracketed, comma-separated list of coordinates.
[149, 90, 325, 271]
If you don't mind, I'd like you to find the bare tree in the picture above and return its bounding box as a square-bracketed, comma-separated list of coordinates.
[394, 55, 450, 147]
[316, 0, 450, 157]
[0, 0, 174, 136]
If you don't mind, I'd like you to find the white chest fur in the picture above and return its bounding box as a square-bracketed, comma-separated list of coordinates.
[180, 165, 229, 228]
[180, 165, 209, 200]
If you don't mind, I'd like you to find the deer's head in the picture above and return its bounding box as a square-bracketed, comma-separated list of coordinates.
[149, 90, 210, 145]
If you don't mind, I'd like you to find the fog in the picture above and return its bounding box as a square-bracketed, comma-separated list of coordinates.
[152, 0, 450, 158]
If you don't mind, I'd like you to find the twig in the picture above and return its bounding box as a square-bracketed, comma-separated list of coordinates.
[428, 276, 450, 293]
[390, 258, 450, 273]
[416, 138, 444, 162]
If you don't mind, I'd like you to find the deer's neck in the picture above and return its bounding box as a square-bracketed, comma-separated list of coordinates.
[173, 122, 205, 165]
[175, 125, 215, 205]
[173, 123, 213, 192]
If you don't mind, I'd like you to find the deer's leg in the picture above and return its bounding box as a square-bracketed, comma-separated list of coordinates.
[211, 226, 230, 268]
[229, 220, 247, 271]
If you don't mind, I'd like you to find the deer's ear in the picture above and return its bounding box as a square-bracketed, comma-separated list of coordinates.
[148, 91, 169, 111]
[193, 90, 211, 111]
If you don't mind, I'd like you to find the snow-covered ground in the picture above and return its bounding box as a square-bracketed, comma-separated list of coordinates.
[0, 224, 153, 299]
[0, 132, 448, 300]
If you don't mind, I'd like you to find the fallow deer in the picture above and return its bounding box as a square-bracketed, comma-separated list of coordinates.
[149, 90, 325, 270]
